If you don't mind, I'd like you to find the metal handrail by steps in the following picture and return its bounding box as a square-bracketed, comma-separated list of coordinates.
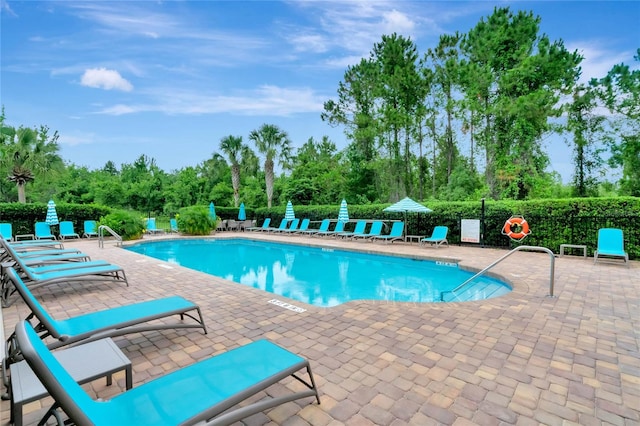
[442, 246, 556, 301]
[98, 225, 122, 248]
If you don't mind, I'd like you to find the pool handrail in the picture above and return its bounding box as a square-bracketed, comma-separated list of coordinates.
[442, 245, 555, 301]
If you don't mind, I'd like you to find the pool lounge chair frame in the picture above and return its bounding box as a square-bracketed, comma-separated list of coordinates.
[371, 221, 405, 244]
[0, 240, 128, 306]
[298, 219, 330, 236]
[352, 221, 383, 240]
[313, 220, 345, 238]
[594, 228, 629, 267]
[421, 226, 449, 248]
[58, 221, 80, 240]
[14, 320, 319, 426]
[246, 218, 271, 232]
[145, 218, 165, 234]
[34, 222, 56, 240]
[3, 267, 207, 383]
[337, 220, 367, 239]
[82, 220, 99, 239]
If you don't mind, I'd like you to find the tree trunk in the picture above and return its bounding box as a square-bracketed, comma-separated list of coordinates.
[17, 183, 26, 203]
[265, 158, 274, 208]
[231, 164, 240, 207]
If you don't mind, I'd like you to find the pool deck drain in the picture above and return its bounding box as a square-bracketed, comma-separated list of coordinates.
[268, 299, 307, 313]
[2, 232, 638, 425]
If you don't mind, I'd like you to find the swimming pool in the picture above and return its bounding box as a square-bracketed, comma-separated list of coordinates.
[125, 238, 511, 307]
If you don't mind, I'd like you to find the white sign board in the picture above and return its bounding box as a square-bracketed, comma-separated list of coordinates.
[461, 219, 481, 243]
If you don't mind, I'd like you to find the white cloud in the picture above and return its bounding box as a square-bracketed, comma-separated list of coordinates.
[382, 9, 415, 34]
[93, 84, 325, 117]
[80, 68, 133, 91]
[568, 42, 634, 83]
[58, 131, 95, 146]
[290, 34, 329, 53]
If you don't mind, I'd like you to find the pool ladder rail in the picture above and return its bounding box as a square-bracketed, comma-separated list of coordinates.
[441, 245, 556, 302]
[97, 225, 123, 248]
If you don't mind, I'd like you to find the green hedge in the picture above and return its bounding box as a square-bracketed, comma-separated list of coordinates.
[0, 203, 111, 237]
[240, 197, 639, 260]
[2, 198, 637, 260]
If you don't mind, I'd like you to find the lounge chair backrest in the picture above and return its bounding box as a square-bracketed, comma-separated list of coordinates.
[352, 221, 367, 234]
[146, 218, 157, 230]
[317, 219, 330, 232]
[0, 223, 12, 240]
[368, 221, 383, 236]
[83, 220, 97, 235]
[35, 222, 54, 239]
[298, 218, 310, 231]
[6, 268, 60, 337]
[59, 221, 76, 235]
[261, 218, 271, 229]
[389, 221, 405, 237]
[15, 321, 96, 425]
[277, 220, 289, 230]
[170, 218, 178, 231]
[431, 226, 448, 239]
[597, 228, 624, 252]
[288, 219, 300, 230]
[333, 221, 345, 233]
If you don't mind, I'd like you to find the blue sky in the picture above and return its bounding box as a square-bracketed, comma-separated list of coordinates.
[1, 1, 638, 183]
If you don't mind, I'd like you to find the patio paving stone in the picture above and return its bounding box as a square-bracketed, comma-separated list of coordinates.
[1, 232, 638, 425]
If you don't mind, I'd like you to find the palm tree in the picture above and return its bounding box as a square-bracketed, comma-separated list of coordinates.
[219, 135, 246, 207]
[0, 125, 63, 203]
[248, 124, 291, 208]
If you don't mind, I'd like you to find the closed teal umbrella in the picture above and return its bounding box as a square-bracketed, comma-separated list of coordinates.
[284, 201, 295, 220]
[337, 199, 349, 223]
[45, 200, 59, 225]
[209, 202, 216, 219]
[238, 203, 246, 220]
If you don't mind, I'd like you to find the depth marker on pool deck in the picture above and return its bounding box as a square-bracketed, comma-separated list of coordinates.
[268, 299, 307, 313]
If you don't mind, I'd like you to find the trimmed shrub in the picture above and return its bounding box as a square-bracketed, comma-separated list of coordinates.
[98, 210, 145, 241]
[177, 206, 216, 235]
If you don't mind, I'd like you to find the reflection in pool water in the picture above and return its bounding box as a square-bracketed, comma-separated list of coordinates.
[126, 238, 511, 307]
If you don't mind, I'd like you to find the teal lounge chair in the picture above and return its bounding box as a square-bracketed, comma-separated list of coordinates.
[169, 218, 179, 233]
[353, 221, 383, 240]
[266, 220, 290, 233]
[58, 221, 80, 240]
[299, 219, 330, 236]
[313, 220, 345, 238]
[145, 218, 164, 234]
[13, 319, 318, 426]
[34, 222, 55, 240]
[371, 221, 405, 243]
[1, 241, 128, 306]
[83, 220, 99, 239]
[276, 218, 299, 233]
[338, 220, 367, 239]
[421, 226, 449, 248]
[289, 218, 310, 234]
[4, 267, 206, 358]
[594, 228, 629, 266]
[246, 218, 271, 232]
[0, 223, 13, 241]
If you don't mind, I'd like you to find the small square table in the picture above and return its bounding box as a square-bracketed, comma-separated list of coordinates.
[10, 337, 132, 426]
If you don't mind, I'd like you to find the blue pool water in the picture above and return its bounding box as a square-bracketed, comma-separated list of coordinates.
[125, 239, 511, 307]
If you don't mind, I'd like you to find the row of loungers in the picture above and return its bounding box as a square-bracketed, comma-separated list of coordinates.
[1, 237, 320, 425]
[248, 218, 450, 246]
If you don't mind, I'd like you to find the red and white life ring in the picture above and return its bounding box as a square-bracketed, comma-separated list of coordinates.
[502, 216, 530, 241]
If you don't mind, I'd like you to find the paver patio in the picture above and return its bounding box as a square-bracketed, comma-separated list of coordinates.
[1, 232, 638, 425]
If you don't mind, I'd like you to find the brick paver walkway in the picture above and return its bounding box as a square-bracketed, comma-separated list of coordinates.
[1, 233, 638, 425]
